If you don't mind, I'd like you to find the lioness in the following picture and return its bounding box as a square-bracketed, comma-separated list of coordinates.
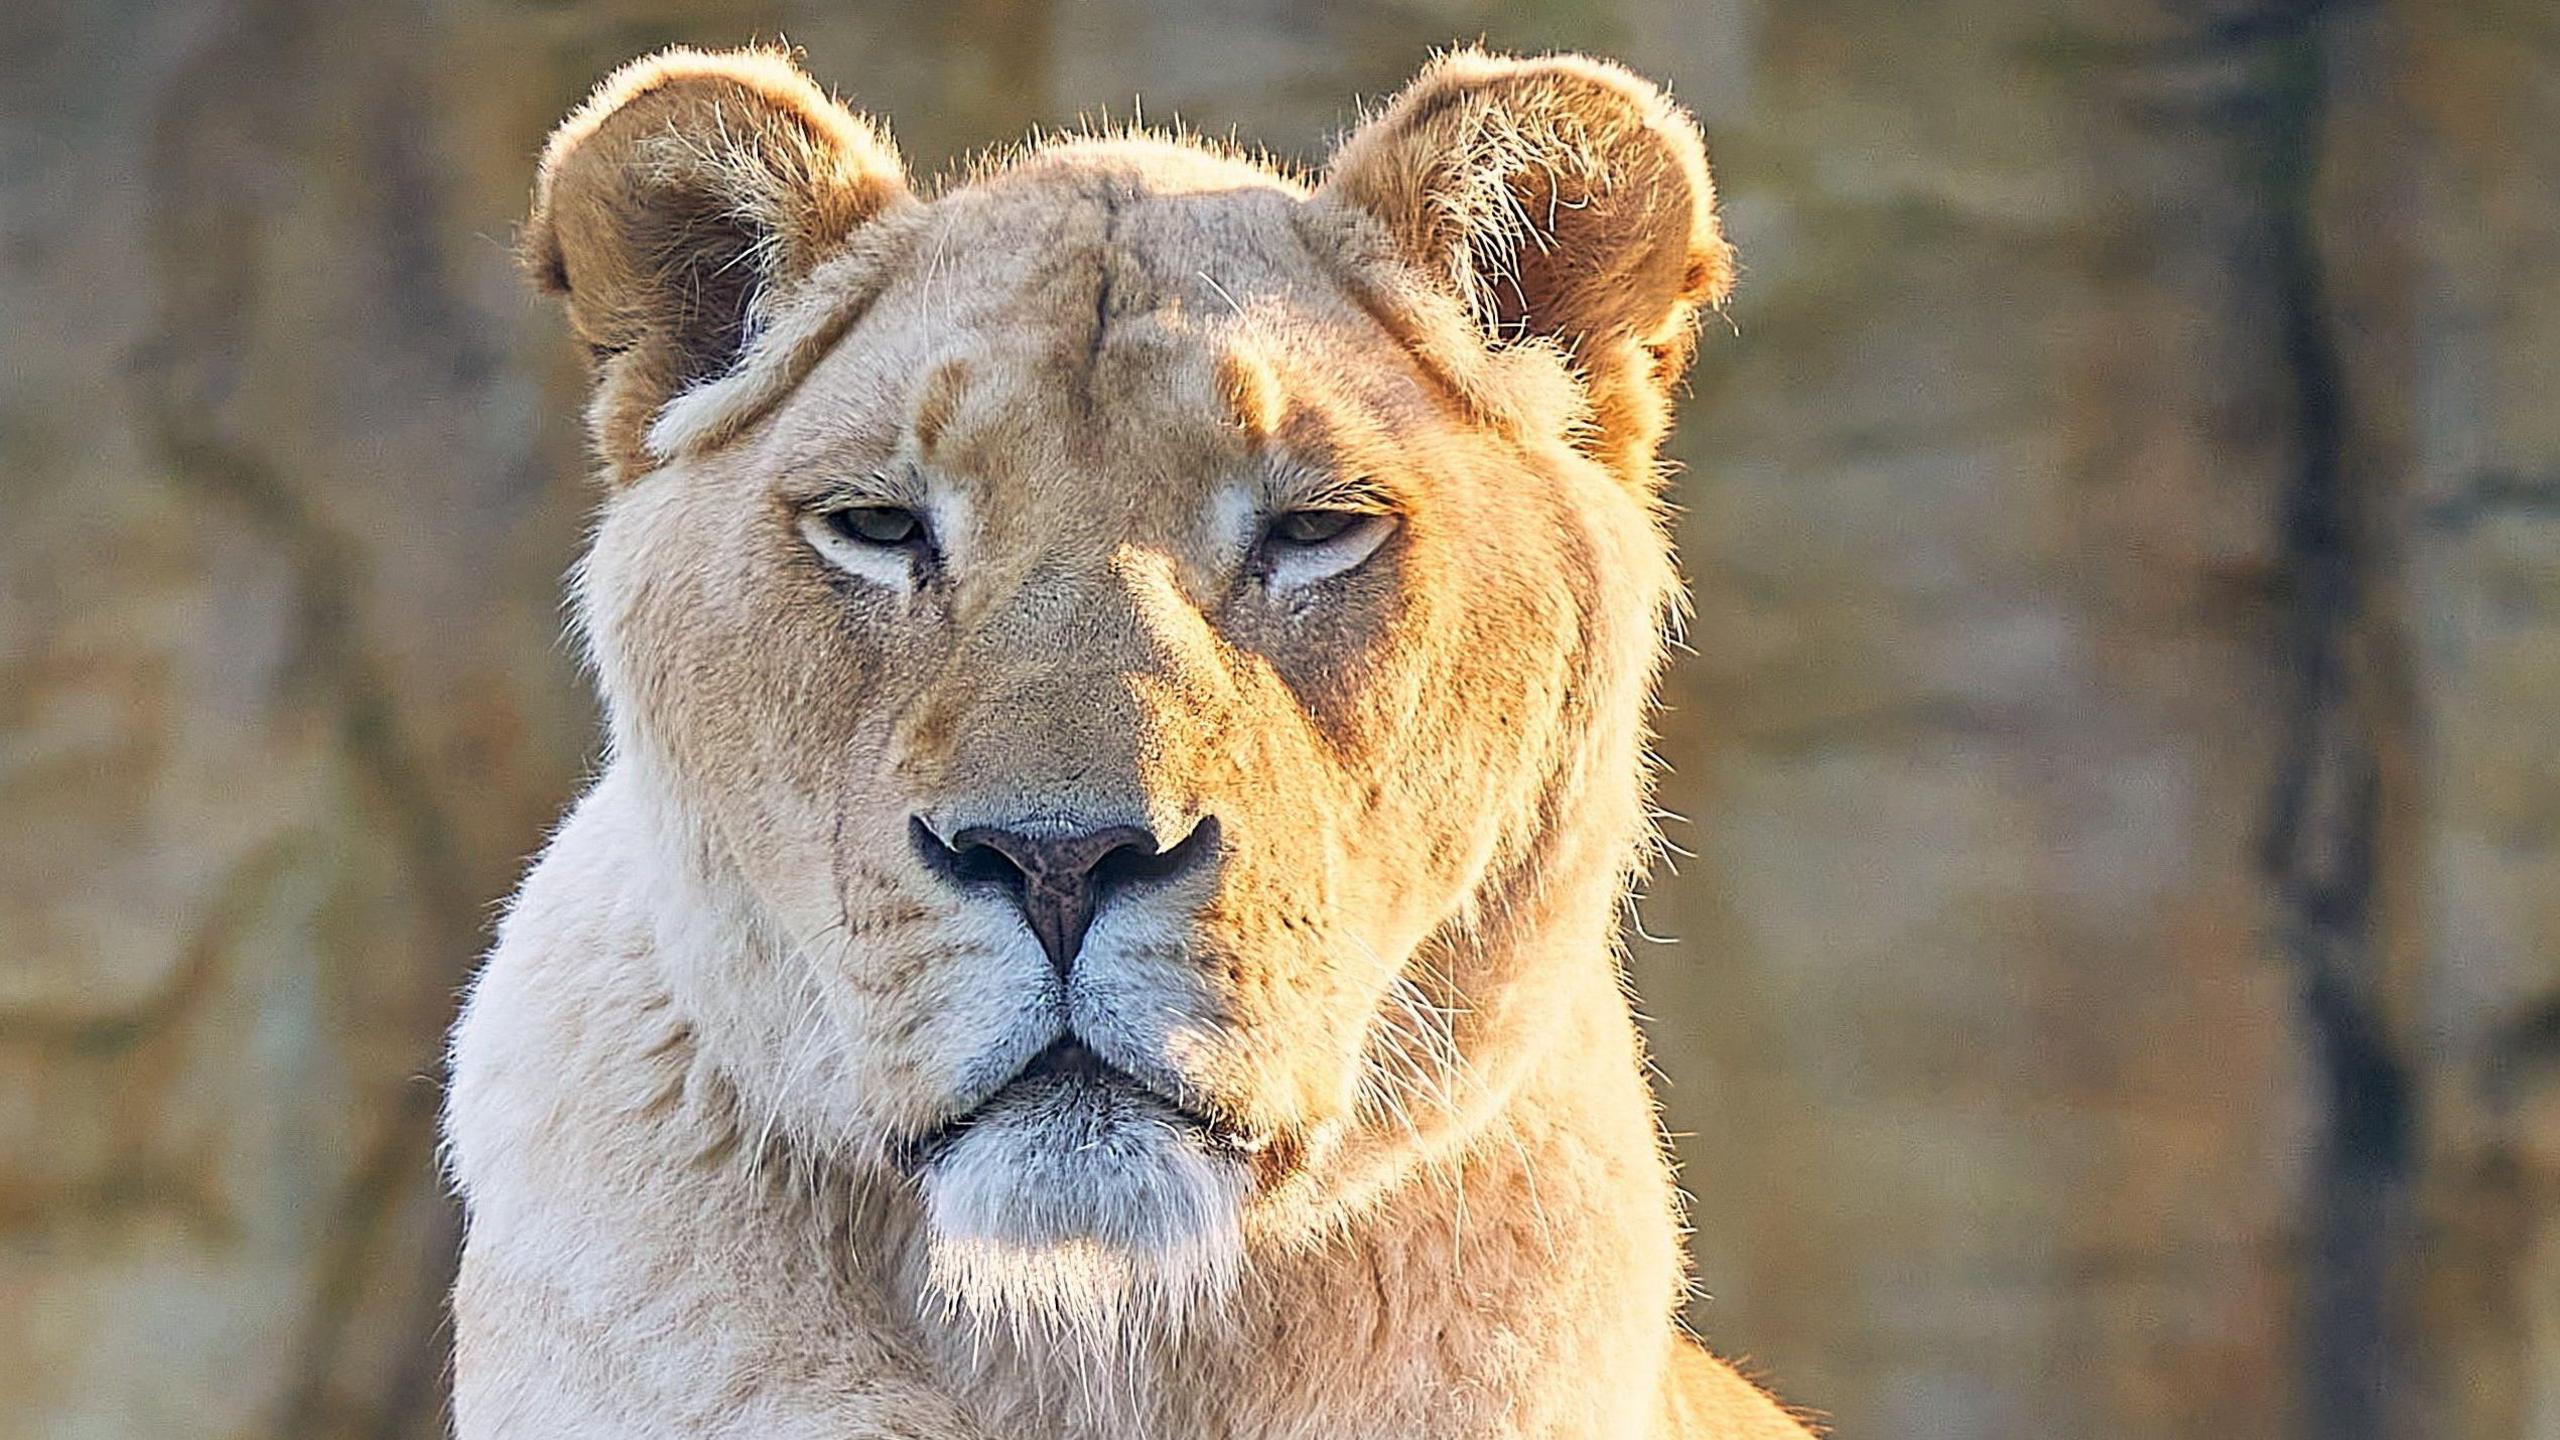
[446, 44, 1813, 1439]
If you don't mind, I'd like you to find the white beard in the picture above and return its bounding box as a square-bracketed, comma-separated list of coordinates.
[917, 1070, 1248, 1344]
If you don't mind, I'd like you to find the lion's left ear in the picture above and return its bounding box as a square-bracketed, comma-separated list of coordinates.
[1320, 51, 1733, 478]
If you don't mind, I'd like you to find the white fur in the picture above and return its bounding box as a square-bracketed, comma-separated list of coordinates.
[920, 1085, 1247, 1338]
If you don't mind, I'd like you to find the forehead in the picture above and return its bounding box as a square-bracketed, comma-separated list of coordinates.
[758, 141, 1432, 496]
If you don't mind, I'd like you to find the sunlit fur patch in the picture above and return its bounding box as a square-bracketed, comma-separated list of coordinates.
[1214, 344, 1288, 440]
[918, 1077, 1247, 1342]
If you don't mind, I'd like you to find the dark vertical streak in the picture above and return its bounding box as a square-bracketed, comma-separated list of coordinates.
[2243, 6, 2415, 1437]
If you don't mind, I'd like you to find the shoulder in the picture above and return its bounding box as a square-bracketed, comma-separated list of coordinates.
[444, 766, 694, 1213]
[1663, 1336, 1823, 1439]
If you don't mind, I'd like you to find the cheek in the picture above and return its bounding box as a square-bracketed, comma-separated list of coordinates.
[1082, 902, 1380, 1134]
[603, 511, 909, 802]
[1269, 532, 1578, 897]
[1224, 930, 1395, 1124]
[1232, 545, 1409, 744]
[827, 913, 1064, 1132]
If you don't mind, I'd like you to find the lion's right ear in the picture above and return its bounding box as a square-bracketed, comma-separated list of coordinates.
[525, 48, 912, 477]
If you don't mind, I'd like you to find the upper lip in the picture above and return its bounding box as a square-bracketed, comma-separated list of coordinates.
[1016, 1035, 1114, 1081]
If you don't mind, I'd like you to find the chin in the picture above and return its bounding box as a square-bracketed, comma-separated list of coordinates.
[915, 1051, 1250, 1339]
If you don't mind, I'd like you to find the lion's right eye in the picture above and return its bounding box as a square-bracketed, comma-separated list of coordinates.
[827, 505, 925, 548]
[800, 503, 932, 589]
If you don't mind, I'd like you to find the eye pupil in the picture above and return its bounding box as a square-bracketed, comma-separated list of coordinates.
[1272, 509, 1362, 546]
[830, 505, 922, 547]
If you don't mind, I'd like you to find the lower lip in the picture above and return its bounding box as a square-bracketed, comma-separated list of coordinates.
[898, 1048, 1253, 1168]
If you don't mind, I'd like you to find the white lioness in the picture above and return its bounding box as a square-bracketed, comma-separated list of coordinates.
[446, 45, 1814, 1439]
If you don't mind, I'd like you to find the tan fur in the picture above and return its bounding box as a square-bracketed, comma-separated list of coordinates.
[523, 47, 915, 477]
[1323, 51, 1735, 483]
[449, 45, 1812, 1439]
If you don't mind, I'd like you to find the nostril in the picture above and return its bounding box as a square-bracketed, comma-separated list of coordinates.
[1094, 814, 1220, 891]
[910, 816, 1025, 894]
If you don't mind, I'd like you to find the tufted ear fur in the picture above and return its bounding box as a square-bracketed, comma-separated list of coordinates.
[525, 48, 913, 478]
[1322, 51, 1734, 481]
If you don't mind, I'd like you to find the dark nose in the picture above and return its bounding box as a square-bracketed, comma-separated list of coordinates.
[910, 816, 1217, 975]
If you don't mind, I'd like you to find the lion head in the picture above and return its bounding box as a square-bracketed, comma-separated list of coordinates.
[527, 46, 1729, 1335]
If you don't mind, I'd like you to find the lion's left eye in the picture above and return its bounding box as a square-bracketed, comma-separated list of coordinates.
[1257, 507, 1396, 591]
[1267, 509, 1367, 546]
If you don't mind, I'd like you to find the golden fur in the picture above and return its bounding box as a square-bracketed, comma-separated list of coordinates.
[448, 45, 1813, 1439]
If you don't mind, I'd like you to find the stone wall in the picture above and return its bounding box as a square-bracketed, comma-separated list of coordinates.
[1, 1, 2551, 1436]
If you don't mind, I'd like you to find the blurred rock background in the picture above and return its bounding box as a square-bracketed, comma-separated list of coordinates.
[2, 0, 2553, 1436]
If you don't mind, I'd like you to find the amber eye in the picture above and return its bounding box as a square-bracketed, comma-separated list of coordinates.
[827, 505, 924, 548]
[1267, 509, 1367, 546]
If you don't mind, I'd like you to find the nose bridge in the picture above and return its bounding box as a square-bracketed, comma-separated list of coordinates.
[916, 541, 1223, 833]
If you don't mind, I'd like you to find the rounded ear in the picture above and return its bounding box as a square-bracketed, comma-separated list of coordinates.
[1320, 51, 1733, 479]
[525, 47, 912, 477]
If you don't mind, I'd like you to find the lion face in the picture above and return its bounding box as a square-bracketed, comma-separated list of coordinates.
[535, 49, 1729, 1329]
